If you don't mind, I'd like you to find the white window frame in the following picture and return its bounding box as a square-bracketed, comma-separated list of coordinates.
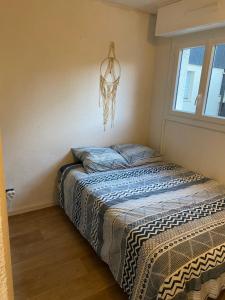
[166, 34, 225, 133]
[172, 44, 207, 116]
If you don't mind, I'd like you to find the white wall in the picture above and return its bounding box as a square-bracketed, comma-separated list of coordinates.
[0, 0, 155, 214]
[150, 29, 225, 185]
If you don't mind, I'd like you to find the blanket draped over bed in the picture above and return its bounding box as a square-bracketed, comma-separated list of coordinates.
[58, 161, 225, 300]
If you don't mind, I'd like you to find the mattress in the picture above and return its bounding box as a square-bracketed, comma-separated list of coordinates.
[58, 161, 225, 300]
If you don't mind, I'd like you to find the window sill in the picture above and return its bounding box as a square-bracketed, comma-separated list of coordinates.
[166, 112, 225, 135]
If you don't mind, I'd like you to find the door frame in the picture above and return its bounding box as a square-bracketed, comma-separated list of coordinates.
[0, 135, 14, 299]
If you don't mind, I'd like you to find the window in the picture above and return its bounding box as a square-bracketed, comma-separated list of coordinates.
[174, 46, 205, 114]
[171, 40, 225, 126]
[204, 44, 225, 119]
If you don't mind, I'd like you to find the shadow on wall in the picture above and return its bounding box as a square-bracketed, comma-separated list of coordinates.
[7, 152, 73, 214]
[148, 14, 157, 45]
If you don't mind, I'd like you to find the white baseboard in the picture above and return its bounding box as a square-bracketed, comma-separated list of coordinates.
[8, 201, 57, 216]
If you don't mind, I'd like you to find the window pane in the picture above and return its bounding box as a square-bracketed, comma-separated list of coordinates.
[174, 46, 205, 114]
[204, 44, 225, 119]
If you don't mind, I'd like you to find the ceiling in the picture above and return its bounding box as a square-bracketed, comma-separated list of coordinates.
[106, 0, 181, 13]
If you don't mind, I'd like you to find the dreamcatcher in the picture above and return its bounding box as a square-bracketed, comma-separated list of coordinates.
[99, 42, 121, 130]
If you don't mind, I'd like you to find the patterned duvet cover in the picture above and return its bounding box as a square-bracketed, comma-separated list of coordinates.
[58, 161, 225, 300]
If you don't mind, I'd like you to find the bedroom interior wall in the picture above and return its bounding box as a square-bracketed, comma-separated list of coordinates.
[150, 29, 225, 185]
[0, 0, 155, 214]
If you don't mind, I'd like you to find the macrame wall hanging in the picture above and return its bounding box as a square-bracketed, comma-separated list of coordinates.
[99, 42, 121, 130]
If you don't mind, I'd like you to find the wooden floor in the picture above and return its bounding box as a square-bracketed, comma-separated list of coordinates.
[9, 207, 225, 300]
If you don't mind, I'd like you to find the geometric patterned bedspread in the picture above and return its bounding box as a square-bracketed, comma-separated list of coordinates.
[58, 161, 225, 300]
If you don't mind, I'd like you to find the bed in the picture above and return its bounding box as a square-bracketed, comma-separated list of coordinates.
[58, 159, 225, 300]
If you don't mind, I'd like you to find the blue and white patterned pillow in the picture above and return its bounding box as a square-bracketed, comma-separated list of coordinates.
[71, 147, 129, 173]
[111, 144, 161, 167]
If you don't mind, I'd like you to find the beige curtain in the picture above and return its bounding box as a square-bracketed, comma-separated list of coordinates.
[0, 136, 14, 300]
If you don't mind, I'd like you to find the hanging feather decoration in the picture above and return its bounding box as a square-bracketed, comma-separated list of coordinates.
[99, 42, 121, 130]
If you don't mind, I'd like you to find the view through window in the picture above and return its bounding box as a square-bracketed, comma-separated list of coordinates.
[205, 44, 225, 118]
[174, 46, 205, 114]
